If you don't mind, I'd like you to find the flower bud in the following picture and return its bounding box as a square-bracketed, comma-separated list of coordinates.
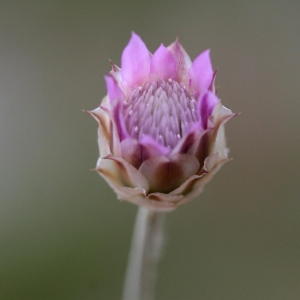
[88, 32, 236, 212]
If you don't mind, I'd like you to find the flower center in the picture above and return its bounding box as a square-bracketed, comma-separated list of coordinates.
[123, 79, 199, 148]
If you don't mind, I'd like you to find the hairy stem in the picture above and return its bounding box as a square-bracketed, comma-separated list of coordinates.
[122, 206, 166, 300]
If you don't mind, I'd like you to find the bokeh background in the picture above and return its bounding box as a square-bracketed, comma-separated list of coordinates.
[0, 0, 299, 299]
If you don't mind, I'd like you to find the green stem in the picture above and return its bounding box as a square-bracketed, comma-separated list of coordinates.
[122, 206, 165, 300]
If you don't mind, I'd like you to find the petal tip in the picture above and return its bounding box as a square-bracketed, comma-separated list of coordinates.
[121, 32, 151, 90]
[150, 44, 177, 80]
[189, 49, 213, 94]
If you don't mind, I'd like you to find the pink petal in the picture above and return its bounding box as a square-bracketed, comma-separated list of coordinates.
[139, 135, 170, 155]
[169, 123, 212, 168]
[105, 75, 124, 103]
[150, 44, 177, 80]
[170, 120, 206, 155]
[111, 100, 130, 141]
[121, 32, 151, 92]
[197, 91, 219, 129]
[168, 39, 192, 84]
[188, 49, 214, 95]
[170, 129, 197, 155]
[139, 154, 200, 193]
[209, 69, 217, 93]
[109, 60, 123, 91]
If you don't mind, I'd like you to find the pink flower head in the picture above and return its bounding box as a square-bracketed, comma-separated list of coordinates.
[88, 32, 236, 212]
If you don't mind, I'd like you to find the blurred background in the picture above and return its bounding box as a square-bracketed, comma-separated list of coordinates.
[0, 0, 299, 299]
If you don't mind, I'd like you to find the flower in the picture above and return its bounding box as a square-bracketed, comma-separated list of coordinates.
[88, 32, 236, 212]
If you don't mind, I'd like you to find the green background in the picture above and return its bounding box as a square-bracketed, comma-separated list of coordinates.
[1, 0, 299, 299]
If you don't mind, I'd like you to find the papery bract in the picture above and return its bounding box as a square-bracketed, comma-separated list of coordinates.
[88, 32, 236, 212]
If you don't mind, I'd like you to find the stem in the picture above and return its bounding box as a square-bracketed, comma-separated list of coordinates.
[122, 206, 165, 300]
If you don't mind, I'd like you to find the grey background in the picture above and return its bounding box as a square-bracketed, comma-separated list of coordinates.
[0, 0, 299, 299]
